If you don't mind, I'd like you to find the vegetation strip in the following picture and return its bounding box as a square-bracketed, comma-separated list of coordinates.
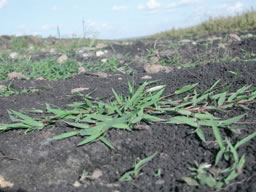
[0, 80, 256, 189]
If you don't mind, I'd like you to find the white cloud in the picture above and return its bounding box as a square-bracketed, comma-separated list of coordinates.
[0, 0, 7, 8]
[51, 5, 57, 11]
[112, 5, 128, 12]
[137, 0, 160, 10]
[146, 0, 160, 9]
[227, 2, 244, 14]
[180, 0, 201, 6]
[167, 0, 201, 10]
[218, 2, 245, 15]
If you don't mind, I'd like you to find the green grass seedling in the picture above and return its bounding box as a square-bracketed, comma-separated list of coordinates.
[119, 152, 158, 182]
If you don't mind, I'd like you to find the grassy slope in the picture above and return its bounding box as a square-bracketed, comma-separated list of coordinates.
[148, 9, 256, 39]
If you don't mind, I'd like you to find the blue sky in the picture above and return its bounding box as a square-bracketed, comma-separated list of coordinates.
[0, 0, 255, 39]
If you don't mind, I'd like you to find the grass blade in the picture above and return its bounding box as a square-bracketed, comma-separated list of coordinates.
[234, 130, 256, 149]
[52, 131, 80, 140]
[210, 118, 224, 151]
[65, 121, 89, 129]
[168, 116, 198, 127]
[175, 83, 198, 95]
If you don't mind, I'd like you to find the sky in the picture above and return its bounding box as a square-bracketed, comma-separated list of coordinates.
[0, 0, 255, 39]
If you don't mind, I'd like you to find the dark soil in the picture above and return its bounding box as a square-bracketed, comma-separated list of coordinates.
[0, 32, 256, 192]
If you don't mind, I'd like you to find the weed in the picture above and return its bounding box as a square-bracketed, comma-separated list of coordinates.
[119, 152, 158, 182]
[1, 80, 256, 190]
[0, 83, 41, 96]
[0, 57, 79, 80]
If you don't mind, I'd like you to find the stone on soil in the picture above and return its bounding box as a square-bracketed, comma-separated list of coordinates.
[57, 54, 68, 64]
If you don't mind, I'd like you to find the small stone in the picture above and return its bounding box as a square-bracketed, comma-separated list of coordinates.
[94, 72, 108, 78]
[78, 67, 86, 74]
[49, 48, 56, 53]
[119, 60, 125, 64]
[73, 181, 81, 187]
[229, 33, 241, 41]
[91, 169, 103, 179]
[96, 43, 107, 49]
[28, 45, 34, 50]
[144, 64, 173, 74]
[133, 124, 151, 132]
[247, 33, 253, 38]
[82, 53, 93, 58]
[118, 77, 122, 80]
[57, 54, 68, 64]
[0, 175, 14, 188]
[96, 50, 105, 57]
[159, 49, 176, 58]
[150, 56, 159, 63]
[104, 50, 108, 53]
[141, 75, 152, 80]
[8, 72, 27, 80]
[9, 52, 19, 59]
[101, 58, 108, 63]
[36, 77, 45, 80]
[218, 43, 226, 49]
[207, 36, 221, 41]
[71, 88, 89, 94]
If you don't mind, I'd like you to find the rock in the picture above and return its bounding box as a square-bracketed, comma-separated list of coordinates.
[144, 64, 173, 74]
[49, 48, 56, 53]
[119, 60, 125, 64]
[118, 77, 122, 80]
[28, 45, 34, 50]
[141, 75, 152, 80]
[71, 87, 89, 94]
[94, 72, 108, 78]
[96, 43, 107, 49]
[73, 181, 81, 187]
[159, 49, 176, 58]
[218, 43, 226, 49]
[101, 58, 108, 63]
[81, 53, 91, 58]
[247, 33, 253, 38]
[57, 54, 68, 64]
[91, 169, 103, 179]
[229, 33, 241, 41]
[150, 56, 159, 63]
[0, 175, 14, 188]
[96, 50, 105, 57]
[9, 52, 19, 59]
[133, 124, 151, 132]
[8, 72, 27, 80]
[207, 36, 221, 41]
[78, 67, 86, 74]
[36, 77, 45, 80]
